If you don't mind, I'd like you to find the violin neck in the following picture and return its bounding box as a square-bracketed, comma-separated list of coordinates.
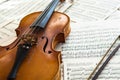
[32, 0, 59, 28]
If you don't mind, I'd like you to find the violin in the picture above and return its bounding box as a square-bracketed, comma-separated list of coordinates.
[0, 0, 70, 80]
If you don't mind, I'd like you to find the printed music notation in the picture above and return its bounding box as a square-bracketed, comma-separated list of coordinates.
[61, 21, 120, 80]
[1, 0, 120, 80]
[0, 0, 72, 45]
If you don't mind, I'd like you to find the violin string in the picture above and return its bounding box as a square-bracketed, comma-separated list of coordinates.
[34, 0, 57, 27]
[36, 0, 59, 26]
[30, 0, 59, 35]
[15, 0, 55, 45]
[29, 0, 56, 34]
[24, 1, 54, 34]
[15, 0, 60, 46]
[31, 0, 55, 27]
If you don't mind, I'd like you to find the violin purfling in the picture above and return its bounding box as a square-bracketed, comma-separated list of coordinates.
[0, 0, 70, 80]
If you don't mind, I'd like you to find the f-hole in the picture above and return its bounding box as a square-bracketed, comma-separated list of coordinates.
[42, 36, 49, 53]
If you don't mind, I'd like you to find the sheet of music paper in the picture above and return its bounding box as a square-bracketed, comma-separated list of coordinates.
[1, 0, 120, 80]
[62, 21, 120, 80]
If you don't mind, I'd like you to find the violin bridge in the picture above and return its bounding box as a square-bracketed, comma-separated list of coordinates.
[21, 34, 37, 45]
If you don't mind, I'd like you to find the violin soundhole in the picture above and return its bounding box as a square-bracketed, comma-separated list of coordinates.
[48, 51, 52, 54]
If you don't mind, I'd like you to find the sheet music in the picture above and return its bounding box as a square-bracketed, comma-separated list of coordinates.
[64, 54, 120, 80]
[92, 40, 120, 80]
[61, 21, 120, 80]
[0, 0, 72, 45]
[62, 21, 120, 60]
[1, 0, 120, 80]
[0, 0, 48, 23]
[0, 21, 17, 45]
[97, 51, 120, 80]
[0, 0, 6, 4]
[107, 10, 120, 20]
[0, 0, 72, 24]
[64, 0, 120, 22]
[63, 58, 99, 80]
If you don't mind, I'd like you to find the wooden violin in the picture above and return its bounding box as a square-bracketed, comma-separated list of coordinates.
[0, 0, 70, 80]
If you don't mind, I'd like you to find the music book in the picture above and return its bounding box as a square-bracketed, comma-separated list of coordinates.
[0, 0, 120, 80]
[60, 20, 120, 80]
[65, 0, 120, 22]
[1, 0, 120, 24]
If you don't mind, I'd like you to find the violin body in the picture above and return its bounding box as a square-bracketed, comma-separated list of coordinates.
[0, 11, 70, 80]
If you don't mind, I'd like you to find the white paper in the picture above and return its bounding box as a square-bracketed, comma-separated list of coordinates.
[1, 0, 120, 80]
[0, 0, 6, 4]
[61, 21, 120, 80]
[0, 21, 17, 46]
[64, 0, 120, 22]
[0, 0, 51, 24]
[96, 55, 120, 80]
[107, 10, 120, 20]
[62, 21, 120, 61]
[90, 40, 120, 80]
[0, 0, 72, 24]
[63, 58, 99, 80]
